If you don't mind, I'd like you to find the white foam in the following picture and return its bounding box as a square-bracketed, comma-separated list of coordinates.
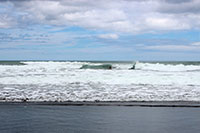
[0, 61, 200, 101]
[135, 62, 200, 72]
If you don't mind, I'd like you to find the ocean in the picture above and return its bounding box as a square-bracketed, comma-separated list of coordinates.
[0, 60, 200, 102]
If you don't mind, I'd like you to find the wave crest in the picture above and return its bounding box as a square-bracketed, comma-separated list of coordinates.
[80, 64, 112, 70]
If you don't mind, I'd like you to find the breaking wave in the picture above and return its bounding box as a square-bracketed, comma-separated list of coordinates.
[135, 62, 200, 72]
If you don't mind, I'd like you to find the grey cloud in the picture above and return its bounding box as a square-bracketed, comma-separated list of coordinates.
[159, 0, 200, 14]
[0, 14, 15, 28]
[163, 0, 192, 4]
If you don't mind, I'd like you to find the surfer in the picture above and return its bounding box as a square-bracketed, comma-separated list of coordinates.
[129, 62, 136, 70]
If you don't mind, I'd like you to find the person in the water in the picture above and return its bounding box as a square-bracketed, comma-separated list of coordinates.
[129, 62, 136, 70]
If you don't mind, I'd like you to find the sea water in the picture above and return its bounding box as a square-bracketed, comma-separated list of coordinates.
[0, 61, 200, 102]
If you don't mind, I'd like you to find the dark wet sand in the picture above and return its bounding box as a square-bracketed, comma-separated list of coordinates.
[0, 102, 200, 133]
[1, 101, 200, 107]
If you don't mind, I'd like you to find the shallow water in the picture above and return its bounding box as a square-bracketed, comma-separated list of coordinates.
[0, 105, 200, 133]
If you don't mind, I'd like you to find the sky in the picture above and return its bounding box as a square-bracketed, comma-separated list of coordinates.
[0, 0, 200, 61]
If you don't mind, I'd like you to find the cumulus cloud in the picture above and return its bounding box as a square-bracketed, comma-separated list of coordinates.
[0, 0, 200, 33]
[97, 34, 119, 39]
[145, 17, 190, 30]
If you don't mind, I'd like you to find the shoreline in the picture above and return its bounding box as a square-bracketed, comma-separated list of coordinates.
[1, 101, 200, 107]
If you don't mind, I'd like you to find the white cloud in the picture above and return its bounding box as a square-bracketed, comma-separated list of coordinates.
[1, 0, 200, 33]
[97, 34, 119, 39]
[145, 17, 190, 30]
[191, 42, 200, 46]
